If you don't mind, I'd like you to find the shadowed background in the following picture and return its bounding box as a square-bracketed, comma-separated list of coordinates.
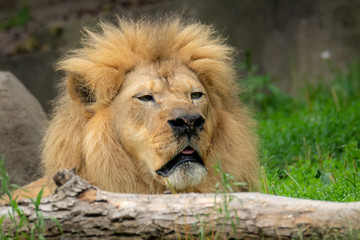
[1, 0, 359, 113]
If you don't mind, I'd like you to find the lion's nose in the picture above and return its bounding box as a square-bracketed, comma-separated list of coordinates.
[168, 114, 205, 136]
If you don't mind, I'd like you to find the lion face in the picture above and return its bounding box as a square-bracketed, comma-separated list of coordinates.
[45, 17, 259, 195]
[111, 63, 215, 191]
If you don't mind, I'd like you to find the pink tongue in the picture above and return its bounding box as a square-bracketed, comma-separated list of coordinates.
[182, 148, 195, 155]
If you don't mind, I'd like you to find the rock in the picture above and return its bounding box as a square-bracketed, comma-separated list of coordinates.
[0, 71, 46, 186]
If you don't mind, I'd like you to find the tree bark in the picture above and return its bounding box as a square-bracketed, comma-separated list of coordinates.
[0, 169, 359, 239]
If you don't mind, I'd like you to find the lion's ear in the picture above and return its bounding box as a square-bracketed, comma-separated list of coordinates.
[66, 68, 123, 118]
[67, 73, 96, 105]
[67, 73, 96, 118]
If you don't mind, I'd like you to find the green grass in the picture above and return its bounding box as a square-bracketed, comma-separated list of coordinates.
[0, 158, 62, 239]
[242, 60, 360, 202]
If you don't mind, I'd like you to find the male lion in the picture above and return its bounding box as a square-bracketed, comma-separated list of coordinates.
[19, 16, 258, 199]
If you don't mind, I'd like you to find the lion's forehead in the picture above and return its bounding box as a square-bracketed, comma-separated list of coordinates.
[122, 64, 204, 95]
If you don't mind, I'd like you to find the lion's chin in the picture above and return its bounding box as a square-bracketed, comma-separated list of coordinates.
[156, 150, 207, 191]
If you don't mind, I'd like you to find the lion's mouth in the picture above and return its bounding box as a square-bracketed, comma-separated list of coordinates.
[156, 147, 205, 177]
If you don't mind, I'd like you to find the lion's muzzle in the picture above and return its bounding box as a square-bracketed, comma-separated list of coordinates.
[156, 148, 204, 177]
[156, 147, 207, 190]
[167, 114, 205, 137]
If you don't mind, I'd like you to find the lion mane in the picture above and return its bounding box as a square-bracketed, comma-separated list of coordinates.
[41, 16, 258, 194]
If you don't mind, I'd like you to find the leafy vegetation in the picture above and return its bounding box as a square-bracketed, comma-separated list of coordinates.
[0, 158, 62, 239]
[0, 4, 30, 31]
[191, 161, 245, 240]
[0, 158, 28, 239]
[241, 60, 360, 202]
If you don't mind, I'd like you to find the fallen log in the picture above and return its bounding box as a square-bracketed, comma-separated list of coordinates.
[0, 169, 359, 239]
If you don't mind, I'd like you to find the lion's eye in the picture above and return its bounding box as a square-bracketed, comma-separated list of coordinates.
[137, 95, 154, 102]
[191, 92, 203, 100]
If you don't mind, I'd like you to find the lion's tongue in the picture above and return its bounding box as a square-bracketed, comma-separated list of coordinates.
[182, 147, 195, 155]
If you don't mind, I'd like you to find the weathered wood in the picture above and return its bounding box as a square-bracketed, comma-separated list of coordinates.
[0, 169, 359, 239]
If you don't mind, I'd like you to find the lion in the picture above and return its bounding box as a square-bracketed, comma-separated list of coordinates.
[17, 16, 259, 199]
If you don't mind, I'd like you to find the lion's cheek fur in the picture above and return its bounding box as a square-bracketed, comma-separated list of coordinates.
[81, 108, 156, 193]
[198, 104, 215, 164]
[112, 110, 169, 174]
[206, 108, 258, 192]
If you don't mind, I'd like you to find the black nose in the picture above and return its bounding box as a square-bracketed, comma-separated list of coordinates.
[168, 114, 205, 137]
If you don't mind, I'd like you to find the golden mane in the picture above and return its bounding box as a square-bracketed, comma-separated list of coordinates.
[43, 16, 259, 193]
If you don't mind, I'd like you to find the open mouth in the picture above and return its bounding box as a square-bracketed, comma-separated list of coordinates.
[156, 147, 205, 177]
